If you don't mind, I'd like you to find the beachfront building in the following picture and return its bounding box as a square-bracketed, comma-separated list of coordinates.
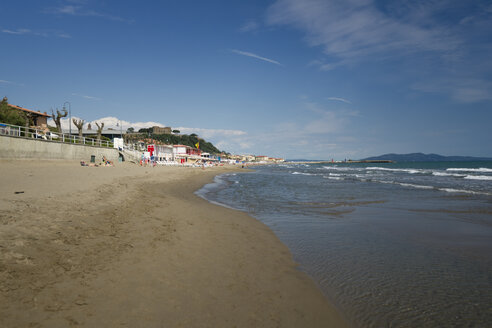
[241, 155, 256, 162]
[155, 144, 174, 162]
[200, 152, 220, 163]
[173, 144, 202, 164]
[256, 155, 270, 162]
[7, 103, 51, 129]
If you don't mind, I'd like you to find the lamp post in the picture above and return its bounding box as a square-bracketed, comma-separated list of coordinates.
[63, 101, 71, 136]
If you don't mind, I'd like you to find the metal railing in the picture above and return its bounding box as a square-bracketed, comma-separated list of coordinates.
[0, 122, 114, 148]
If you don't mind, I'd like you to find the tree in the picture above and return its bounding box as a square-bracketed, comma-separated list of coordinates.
[51, 108, 68, 133]
[172, 129, 180, 134]
[95, 122, 104, 141]
[0, 97, 27, 126]
[138, 127, 151, 133]
[72, 118, 85, 139]
[126, 127, 134, 133]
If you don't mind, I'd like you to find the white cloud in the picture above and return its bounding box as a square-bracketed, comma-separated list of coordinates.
[230, 49, 283, 66]
[327, 97, 352, 104]
[1, 28, 71, 38]
[413, 78, 492, 103]
[71, 93, 101, 101]
[303, 102, 351, 134]
[206, 102, 360, 158]
[266, 0, 459, 68]
[176, 127, 247, 139]
[52, 117, 248, 140]
[266, 0, 492, 103]
[50, 113, 357, 159]
[54, 116, 163, 131]
[2, 28, 31, 35]
[239, 20, 259, 33]
[46, 3, 134, 23]
[0, 79, 24, 86]
[0, 79, 15, 84]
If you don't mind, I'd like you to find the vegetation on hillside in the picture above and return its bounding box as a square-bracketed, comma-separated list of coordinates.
[0, 97, 27, 126]
[130, 128, 222, 154]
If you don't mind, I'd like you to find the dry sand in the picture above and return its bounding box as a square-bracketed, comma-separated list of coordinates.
[0, 159, 347, 327]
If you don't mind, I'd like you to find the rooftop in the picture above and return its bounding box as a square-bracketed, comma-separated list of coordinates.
[8, 104, 50, 117]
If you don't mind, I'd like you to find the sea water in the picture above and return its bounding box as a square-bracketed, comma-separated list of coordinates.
[196, 161, 492, 328]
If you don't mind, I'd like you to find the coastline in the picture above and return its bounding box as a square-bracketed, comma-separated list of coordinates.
[0, 160, 347, 327]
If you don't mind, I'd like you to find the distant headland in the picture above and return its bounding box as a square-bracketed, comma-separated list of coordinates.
[361, 153, 492, 162]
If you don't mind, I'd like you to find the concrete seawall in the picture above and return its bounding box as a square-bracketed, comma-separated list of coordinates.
[0, 135, 119, 161]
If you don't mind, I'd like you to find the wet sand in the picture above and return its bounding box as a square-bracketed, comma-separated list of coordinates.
[0, 159, 347, 327]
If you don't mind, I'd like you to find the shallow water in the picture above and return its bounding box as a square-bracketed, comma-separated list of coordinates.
[197, 162, 492, 327]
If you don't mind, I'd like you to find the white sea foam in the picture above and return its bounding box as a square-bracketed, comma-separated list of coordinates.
[464, 175, 492, 181]
[292, 171, 316, 176]
[397, 183, 434, 190]
[432, 171, 465, 177]
[329, 173, 342, 177]
[323, 166, 364, 171]
[324, 176, 343, 180]
[439, 188, 479, 195]
[446, 167, 492, 173]
[370, 179, 491, 195]
[365, 167, 422, 174]
[374, 179, 433, 190]
[376, 180, 393, 184]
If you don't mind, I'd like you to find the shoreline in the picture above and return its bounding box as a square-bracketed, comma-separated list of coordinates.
[0, 160, 347, 327]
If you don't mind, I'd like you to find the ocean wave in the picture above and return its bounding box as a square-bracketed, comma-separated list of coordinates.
[366, 167, 423, 174]
[292, 171, 317, 176]
[432, 171, 465, 177]
[322, 166, 364, 171]
[464, 175, 492, 181]
[446, 167, 492, 173]
[397, 183, 434, 190]
[323, 176, 344, 180]
[438, 188, 482, 195]
[329, 173, 342, 177]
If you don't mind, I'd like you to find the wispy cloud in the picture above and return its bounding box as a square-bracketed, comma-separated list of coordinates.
[0, 79, 24, 86]
[327, 97, 351, 104]
[176, 127, 247, 139]
[46, 3, 134, 23]
[2, 28, 31, 35]
[266, 0, 460, 68]
[1, 28, 70, 38]
[267, 0, 492, 103]
[230, 49, 283, 66]
[211, 101, 361, 158]
[412, 78, 492, 103]
[239, 20, 259, 33]
[71, 93, 101, 101]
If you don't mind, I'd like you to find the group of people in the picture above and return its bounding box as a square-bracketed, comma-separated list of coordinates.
[80, 155, 114, 167]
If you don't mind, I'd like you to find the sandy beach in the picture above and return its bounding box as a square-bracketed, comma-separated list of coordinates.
[0, 160, 346, 327]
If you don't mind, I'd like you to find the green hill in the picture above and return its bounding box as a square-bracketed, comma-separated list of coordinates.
[135, 132, 222, 154]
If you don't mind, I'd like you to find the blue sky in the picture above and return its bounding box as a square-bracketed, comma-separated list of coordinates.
[1, 0, 491, 159]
